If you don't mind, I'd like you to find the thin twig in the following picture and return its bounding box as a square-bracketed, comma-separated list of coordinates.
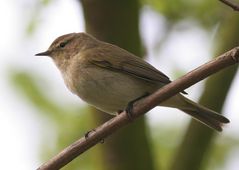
[219, 0, 239, 11]
[37, 47, 239, 170]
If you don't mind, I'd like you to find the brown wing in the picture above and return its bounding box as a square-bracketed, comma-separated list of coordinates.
[86, 43, 171, 85]
[91, 58, 171, 84]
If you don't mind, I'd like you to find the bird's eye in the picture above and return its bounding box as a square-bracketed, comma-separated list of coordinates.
[59, 41, 67, 48]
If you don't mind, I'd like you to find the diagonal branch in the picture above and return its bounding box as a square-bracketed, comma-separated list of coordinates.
[219, 0, 239, 11]
[37, 47, 239, 170]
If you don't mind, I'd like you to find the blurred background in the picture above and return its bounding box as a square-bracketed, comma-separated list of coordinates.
[1, 0, 239, 170]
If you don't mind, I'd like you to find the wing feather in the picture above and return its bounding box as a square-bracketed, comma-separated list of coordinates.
[87, 43, 171, 84]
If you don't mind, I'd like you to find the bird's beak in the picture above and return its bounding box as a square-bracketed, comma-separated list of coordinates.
[35, 50, 51, 56]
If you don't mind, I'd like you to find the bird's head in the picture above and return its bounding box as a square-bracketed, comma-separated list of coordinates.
[35, 32, 99, 69]
[36, 32, 98, 58]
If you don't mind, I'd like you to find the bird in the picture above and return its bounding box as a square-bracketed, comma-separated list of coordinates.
[36, 32, 229, 132]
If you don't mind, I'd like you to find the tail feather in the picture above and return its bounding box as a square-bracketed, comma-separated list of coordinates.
[161, 94, 230, 131]
[181, 108, 228, 132]
[180, 97, 229, 132]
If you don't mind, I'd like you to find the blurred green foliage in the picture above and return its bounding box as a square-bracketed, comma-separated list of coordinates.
[10, 71, 105, 170]
[26, 0, 53, 35]
[150, 123, 239, 170]
[143, 0, 224, 28]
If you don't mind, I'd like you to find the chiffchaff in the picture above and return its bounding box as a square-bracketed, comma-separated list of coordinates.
[36, 32, 229, 131]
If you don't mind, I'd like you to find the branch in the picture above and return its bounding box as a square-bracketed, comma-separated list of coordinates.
[219, 0, 239, 11]
[37, 47, 239, 170]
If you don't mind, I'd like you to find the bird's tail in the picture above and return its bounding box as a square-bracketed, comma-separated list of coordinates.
[179, 96, 230, 132]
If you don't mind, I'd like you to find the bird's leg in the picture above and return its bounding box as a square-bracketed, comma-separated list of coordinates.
[125, 92, 150, 120]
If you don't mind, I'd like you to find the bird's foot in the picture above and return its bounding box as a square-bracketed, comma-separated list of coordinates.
[125, 92, 150, 121]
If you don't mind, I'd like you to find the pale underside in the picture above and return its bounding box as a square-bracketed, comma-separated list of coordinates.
[65, 58, 189, 114]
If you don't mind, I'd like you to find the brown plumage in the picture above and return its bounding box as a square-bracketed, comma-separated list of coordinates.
[36, 32, 229, 132]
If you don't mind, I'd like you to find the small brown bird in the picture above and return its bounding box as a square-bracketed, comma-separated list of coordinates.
[36, 32, 229, 131]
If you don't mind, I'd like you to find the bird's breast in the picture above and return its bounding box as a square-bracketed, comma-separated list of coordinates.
[70, 65, 158, 114]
